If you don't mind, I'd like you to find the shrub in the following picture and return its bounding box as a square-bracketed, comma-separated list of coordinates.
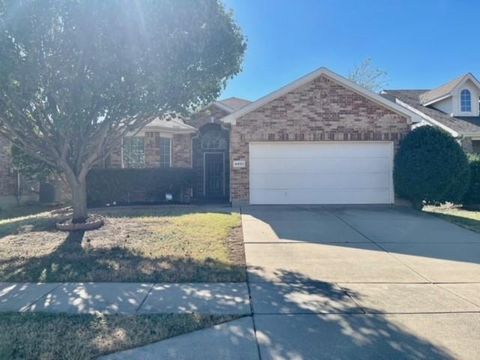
[394, 126, 470, 208]
[87, 168, 194, 207]
[463, 154, 480, 205]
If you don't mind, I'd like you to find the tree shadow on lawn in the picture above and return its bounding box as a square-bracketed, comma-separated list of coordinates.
[250, 268, 457, 360]
[0, 230, 245, 283]
[0, 215, 61, 239]
[0, 205, 245, 283]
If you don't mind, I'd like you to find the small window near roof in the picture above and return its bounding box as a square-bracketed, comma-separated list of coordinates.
[160, 137, 171, 168]
[461, 89, 472, 112]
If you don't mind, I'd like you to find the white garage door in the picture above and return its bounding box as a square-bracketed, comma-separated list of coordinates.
[249, 142, 394, 205]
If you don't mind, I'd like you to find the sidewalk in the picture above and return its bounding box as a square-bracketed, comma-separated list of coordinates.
[99, 317, 259, 360]
[0, 282, 250, 315]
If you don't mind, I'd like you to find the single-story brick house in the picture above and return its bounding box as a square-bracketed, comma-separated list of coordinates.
[382, 73, 480, 153]
[104, 67, 416, 205]
[1, 67, 419, 207]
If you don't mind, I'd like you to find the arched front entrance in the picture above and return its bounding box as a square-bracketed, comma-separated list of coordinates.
[192, 123, 230, 202]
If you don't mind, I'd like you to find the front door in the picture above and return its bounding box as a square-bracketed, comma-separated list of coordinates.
[204, 152, 225, 199]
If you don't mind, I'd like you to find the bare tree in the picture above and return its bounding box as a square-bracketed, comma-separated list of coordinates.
[0, 0, 246, 223]
[348, 58, 388, 93]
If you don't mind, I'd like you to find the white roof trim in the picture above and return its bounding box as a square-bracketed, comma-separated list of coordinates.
[222, 67, 415, 125]
[395, 98, 460, 138]
[140, 126, 196, 134]
[422, 73, 480, 106]
[422, 94, 452, 107]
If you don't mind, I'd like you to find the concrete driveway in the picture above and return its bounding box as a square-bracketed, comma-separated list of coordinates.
[242, 205, 480, 360]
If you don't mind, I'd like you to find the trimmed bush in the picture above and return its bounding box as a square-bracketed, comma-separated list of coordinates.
[463, 154, 480, 206]
[87, 168, 194, 206]
[394, 126, 470, 208]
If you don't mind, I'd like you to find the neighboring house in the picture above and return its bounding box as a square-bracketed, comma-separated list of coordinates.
[383, 73, 480, 153]
[107, 67, 414, 205]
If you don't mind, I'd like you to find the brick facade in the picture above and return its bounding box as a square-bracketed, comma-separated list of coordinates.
[172, 134, 192, 167]
[144, 132, 161, 167]
[230, 74, 411, 203]
[107, 142, 123, 168]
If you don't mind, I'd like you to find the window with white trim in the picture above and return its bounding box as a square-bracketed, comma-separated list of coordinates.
[159, 137, 171, 168]
[461, 89, 472, 112]
[123, 137, 145, 168]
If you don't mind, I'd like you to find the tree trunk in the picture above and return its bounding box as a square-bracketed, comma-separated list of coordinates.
[67, 176, 88, 223]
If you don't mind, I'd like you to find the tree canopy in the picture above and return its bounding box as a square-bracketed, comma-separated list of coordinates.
[0, 0, 246, 222]
[348, 58, 388, 93]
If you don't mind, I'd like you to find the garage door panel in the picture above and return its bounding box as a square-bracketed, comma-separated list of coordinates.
[250, 188, 392, 205]
[250, 172, 390, 189]
[250, 142, 391, 158]
[250, 157, 389, 173]
[249, 142, 393, 205]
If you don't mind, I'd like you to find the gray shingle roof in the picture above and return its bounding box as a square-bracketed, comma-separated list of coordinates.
[216, 97, 251, 111]
[419, 74, 468, 105]
[383, 89, 480, 134]
[145, 117, 196, 133]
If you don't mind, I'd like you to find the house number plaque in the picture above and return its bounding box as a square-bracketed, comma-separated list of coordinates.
[233, 160, 246, 168]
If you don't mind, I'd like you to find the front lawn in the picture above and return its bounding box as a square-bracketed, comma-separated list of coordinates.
[0, 312, 236, 360]
[424, 205, 480, 233]
[0, 204, 64, 221]
[0, 206, 245, 282]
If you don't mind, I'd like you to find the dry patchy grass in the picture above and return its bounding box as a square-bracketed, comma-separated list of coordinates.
[0, 312, 237, 360]
[0, 206, 245, 282]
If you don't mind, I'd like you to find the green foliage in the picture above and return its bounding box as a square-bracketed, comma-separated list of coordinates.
[0, 0, 245, 220]
[11, 146, 57, 181]
[463, 154, 480, 205]
[394, 126, 470, 208]
[87, 168, 194, 206]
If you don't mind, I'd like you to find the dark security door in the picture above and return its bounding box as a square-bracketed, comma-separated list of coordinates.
[204, 152, 225, 199]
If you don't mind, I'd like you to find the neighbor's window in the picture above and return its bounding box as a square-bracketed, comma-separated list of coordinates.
[160, 137, 171, 168]
[123, 137, 145, 168]
[461, 89, 472, 112]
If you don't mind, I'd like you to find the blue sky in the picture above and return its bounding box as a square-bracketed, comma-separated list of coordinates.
[221, 0, 480, 101]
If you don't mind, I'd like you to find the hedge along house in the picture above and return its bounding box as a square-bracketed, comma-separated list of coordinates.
[101, 67, 416, 206]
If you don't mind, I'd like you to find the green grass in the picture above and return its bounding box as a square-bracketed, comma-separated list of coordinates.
[0, 312, 237, 360]
[0, 206, 245, 283]
[424, 205, 480, 233]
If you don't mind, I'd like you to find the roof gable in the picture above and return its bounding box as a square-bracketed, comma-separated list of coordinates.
[420, 73, 480, 106]
[222, 67, 414, 124]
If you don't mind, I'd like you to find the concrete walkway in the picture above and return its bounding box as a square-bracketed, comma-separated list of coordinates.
[0, 282, 250, 315]
[100, 317, 259, 360]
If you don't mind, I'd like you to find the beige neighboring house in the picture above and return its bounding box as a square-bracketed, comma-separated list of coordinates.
[383, 73, 480, 153]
